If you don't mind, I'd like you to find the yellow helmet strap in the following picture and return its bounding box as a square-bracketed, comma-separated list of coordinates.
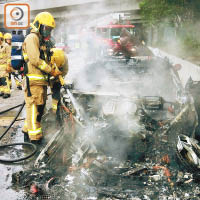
[30, 20, 40, 33]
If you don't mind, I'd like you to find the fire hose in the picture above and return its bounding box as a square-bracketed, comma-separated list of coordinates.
[0, 103, 23, 115]
[0, 76, 65, 163]
[0, 101, 37, 163]
[0, 75, 67, 163]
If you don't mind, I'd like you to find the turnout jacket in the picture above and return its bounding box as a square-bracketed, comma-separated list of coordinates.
[0, 42, 11, 77]
[23, 30, 52, 86]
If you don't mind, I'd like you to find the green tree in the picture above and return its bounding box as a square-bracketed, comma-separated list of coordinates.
[139, 0, 200, 27]
[139, 0, 200, 57]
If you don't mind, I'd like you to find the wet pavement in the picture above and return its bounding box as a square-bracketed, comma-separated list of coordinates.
[0, 67, 72, 199]
[0, 79, 38, 199]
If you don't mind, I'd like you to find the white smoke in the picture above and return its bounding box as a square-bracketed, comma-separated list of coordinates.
[54, 1, 180, 162]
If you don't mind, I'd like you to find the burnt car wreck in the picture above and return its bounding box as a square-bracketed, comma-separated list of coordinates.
[12, 54, 200, 199]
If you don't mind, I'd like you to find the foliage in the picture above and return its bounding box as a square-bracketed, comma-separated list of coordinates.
[180, 23, 200, 56]
[139, 0, 200, 26]
[139, 0, 200, 58]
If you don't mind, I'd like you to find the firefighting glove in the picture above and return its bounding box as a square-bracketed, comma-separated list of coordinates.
[50, 65, 62, 77]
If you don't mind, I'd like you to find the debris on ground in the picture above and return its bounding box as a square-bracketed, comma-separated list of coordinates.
[7, 55, 200, 199]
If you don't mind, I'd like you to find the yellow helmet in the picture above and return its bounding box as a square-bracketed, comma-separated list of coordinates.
[4, 33, 12, 40]
[50, 48, 65, 68]
[0, 32, 3, 39]
[33, 12, 55, 28]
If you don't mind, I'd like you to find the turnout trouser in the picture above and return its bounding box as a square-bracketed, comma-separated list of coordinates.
[9, 73, 22, 89]
[23, 85, 47, 141]
[51, 81, 61, 113]
[0, 76, 10, 94]
[0, 64, 10, 94]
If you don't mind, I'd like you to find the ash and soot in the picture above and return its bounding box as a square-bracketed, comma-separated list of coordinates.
[11, 51, 200, 200]
[3, 1, 200, 199]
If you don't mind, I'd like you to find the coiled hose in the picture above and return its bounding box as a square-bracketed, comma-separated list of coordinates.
[0, 102, 37, 163]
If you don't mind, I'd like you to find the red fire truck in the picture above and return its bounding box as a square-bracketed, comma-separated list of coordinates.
[95, 24, 135, 56]
[95, 23, 153, 59]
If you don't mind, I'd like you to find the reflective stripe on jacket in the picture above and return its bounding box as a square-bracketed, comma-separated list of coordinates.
[23, 31, 52, 86]
[27, 74, 48, 81]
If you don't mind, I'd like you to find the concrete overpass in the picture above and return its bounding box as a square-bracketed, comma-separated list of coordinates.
[0, 0, 141, 30]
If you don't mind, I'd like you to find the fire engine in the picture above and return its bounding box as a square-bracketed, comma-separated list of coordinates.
[95, 24, 135, 56]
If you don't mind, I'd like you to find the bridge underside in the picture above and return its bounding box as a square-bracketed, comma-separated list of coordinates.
[0, 0, 141, 32]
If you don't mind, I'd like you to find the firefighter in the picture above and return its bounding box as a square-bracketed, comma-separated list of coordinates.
[50, 48, 68, 113]
[22, 12, 62, 144]
[4, 33, 12, 90]
[0, 32, 11, 98]
[12, 73, 22, 90]
[4, 33, 22, 91]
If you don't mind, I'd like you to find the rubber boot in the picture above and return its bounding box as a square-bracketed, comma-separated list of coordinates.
[3, 94, 10, 98]
[17, 86, 22, 90]
[0, 92, 4, 96]
[31, 140, 42, 145]
[23, 132, 30, 142]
